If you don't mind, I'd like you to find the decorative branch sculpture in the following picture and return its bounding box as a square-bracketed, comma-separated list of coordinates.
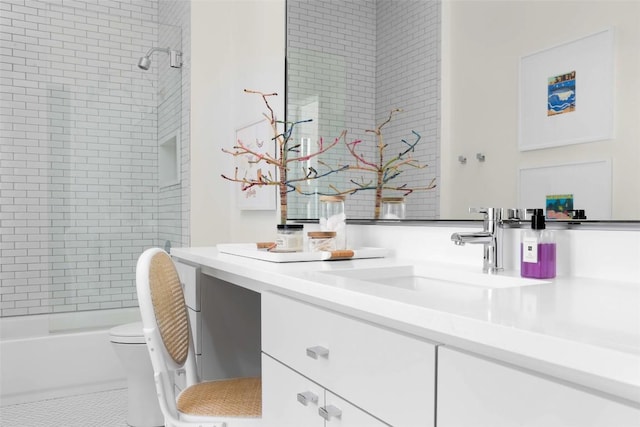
[221, 89, 349, 224]
[334, 109, 436, 219]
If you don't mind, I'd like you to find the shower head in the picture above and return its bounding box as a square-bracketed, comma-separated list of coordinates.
[138, 55, 151, 70]
[137, 47, 183, 70]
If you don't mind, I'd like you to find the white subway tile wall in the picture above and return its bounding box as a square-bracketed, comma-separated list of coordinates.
[287, 0, 376, 219]
[376, 0, 440, 219]
[286, 0, 440, 219]
[0, 0, 190, 317]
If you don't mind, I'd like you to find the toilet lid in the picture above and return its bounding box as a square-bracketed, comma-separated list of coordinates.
[109, 321, 146, 344]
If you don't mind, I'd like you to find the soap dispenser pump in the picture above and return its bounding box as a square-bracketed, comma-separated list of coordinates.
[521, 209, 556, 279]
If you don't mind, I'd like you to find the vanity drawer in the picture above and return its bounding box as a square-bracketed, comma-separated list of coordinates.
[262, 353, 388, 427]
[262, 353, 324, 427]
[262, 291, 436, 426]
[174, 260, 200, 310]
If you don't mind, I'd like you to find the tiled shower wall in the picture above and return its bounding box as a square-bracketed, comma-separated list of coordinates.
[0, 0, 190, 317]
[287, 0, 377, 219]
[287, 0, 440, 219]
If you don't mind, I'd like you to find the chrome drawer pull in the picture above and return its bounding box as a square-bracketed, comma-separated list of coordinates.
[306, 345, 329, 359]
[297, 391, 318, 406]
[319, 404, 342, 421]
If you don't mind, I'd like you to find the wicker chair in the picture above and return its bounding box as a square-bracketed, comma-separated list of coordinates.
[136, 248, 262, 427]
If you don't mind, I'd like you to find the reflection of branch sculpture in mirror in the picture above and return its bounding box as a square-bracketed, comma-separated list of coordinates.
[221, 89, 348, 224]
[340, 109, 436, 219]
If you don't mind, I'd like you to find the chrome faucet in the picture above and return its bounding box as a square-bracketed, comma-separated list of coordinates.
[451, 207, 505, 273]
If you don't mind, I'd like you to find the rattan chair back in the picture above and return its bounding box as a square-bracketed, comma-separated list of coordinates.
[148, 250, 189, 365]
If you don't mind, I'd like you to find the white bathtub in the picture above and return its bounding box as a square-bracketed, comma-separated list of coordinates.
[0, 308, 141, 406]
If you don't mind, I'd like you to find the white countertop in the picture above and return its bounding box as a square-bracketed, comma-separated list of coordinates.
[171, 246, 640, 404]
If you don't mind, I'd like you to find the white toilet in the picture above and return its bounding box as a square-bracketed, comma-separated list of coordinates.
[110, 322, 164, 427]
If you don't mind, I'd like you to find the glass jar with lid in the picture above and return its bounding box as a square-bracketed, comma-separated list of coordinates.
[307, 231, 337, 252]
[319, 195, 346, 249]
[381, 197, 406, 219]
[274, 224, 304, 252]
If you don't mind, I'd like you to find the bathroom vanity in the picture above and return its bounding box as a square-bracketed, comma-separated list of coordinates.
[170, 227, 640, 426]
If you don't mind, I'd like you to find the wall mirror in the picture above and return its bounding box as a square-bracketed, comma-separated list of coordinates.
[285, 0, 640, 222]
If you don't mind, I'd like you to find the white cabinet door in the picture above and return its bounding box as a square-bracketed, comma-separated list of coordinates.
[438, 346, 640, 427]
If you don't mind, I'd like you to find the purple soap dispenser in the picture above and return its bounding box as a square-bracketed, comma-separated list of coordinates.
[521, 209, 556, 279]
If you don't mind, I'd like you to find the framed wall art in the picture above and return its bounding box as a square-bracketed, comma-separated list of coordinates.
[518, 27, 614, 151]
[518, 159, 612, 219]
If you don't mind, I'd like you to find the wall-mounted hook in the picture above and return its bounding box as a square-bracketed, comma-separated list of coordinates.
[476, 153, 486, 162]
[458, 155, 467, 164]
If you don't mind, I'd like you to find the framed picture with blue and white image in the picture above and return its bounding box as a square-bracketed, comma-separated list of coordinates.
[519, 28, 614, 151]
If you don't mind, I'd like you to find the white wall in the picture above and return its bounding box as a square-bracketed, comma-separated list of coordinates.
[191, 0, 285, 245]
[441, 0, 640, 219]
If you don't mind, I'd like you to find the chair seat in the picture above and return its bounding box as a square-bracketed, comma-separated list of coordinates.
[177, 377, 262, 418]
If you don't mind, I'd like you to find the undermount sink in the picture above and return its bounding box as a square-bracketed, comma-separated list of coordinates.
[322, 264, 550, 291]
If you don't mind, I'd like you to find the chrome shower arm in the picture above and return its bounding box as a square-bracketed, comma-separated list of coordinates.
[144, 47, 171, 57]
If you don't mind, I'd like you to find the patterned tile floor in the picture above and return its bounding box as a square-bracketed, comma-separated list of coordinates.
[0, 388, 129, 427]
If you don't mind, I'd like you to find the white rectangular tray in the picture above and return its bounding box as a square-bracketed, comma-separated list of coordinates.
[217, 243, 388, 263]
